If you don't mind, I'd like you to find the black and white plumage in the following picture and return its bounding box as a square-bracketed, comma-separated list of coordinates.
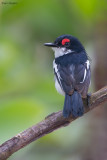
[44, 35, 91, 118]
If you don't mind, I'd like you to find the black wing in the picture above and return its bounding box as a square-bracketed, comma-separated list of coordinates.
[55, 61, 91, 98]
[74, 63, 91, 97]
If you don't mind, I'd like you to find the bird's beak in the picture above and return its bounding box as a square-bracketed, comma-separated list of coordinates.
[44, 43, 57, 47]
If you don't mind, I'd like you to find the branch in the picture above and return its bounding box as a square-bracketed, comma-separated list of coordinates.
[0, 86, 107, 160]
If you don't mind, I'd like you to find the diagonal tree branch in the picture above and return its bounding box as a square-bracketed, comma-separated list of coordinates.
[0, 86, 107, 160]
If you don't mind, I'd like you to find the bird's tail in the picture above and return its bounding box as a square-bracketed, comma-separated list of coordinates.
[63, 91, 84, 118]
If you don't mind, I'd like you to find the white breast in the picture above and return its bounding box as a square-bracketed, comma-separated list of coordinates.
[53, 60, 65, 96]
[55, 77, 65, 96]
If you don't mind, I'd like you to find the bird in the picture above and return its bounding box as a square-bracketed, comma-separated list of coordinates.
[44, 35, 91, 118]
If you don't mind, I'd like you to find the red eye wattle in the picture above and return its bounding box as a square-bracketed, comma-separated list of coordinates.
[62, 38, 70, 45]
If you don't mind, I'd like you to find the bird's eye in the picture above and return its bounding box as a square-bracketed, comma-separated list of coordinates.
[64, 42, 70, 47]
[62, 38, 70, 46]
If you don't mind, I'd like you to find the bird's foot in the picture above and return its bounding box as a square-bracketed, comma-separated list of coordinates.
[87, 93, 91, 107]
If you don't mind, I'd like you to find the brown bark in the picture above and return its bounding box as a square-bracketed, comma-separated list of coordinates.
[0, 86, 107, 160]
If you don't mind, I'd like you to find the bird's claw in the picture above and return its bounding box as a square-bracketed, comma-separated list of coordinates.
[87, 93, 91, 107]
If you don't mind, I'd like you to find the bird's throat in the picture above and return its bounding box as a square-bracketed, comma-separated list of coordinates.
[52, 47, 72, 58]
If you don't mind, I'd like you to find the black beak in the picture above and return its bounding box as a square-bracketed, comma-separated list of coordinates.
[44, 43, 57, 47]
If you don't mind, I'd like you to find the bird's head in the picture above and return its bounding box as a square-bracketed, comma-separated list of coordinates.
[44, 35, 85, 58]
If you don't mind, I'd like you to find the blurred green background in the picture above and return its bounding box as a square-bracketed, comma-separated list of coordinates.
[0, 0, 107, 160]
